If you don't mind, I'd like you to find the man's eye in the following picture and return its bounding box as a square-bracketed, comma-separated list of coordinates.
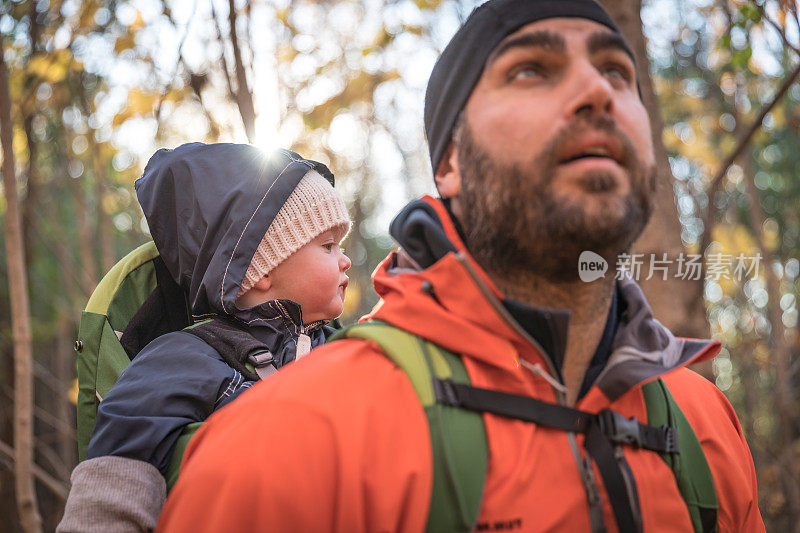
[508, 63, 546, 81]
[602, 63, 633, 83]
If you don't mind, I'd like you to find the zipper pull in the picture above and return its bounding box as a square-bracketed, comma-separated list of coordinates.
[296, 333, 312, 360]
[519, 359, 568, 394]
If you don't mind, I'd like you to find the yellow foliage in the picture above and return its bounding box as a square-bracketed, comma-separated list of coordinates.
[13, 127, 27, 159]
[342, 279, 361, 317]
[747, 56, 762, 76]
[79, 1, 100, 29]
[27, 49, 74, 84]
[767, 106, 786, 129]
[304, 69, 400, 130]
[762, 219, 780, 252]
[69, 377, 78, 405]
[710, 224, 762, 295]
[277, 44, 298, 65]
[402, 24, 424, 37]
[164, 87, 188, 103]
[112, 89, 157, 127]
[373, 28, 392, 49]
[114, 34, 137, 54]
[131, 11, 146, 32]
[102, 194, 120, 215]
[275, 7, 290, 25]
[414, 0, 442, 9]
[711, 224, 758, 256]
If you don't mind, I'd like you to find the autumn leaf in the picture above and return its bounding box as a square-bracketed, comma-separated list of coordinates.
[114, 34, 137, 54]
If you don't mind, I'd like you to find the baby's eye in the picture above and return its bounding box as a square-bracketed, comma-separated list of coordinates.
[323, 243, 335, 251]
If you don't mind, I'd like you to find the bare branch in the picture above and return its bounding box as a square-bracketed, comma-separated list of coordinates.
[700, 59, 800, 252]
[34, 441, 71, 484]
[0, 440, 68, 502]
[211, 2, 237, 102]
[226, 0, 256, 143]
[154, 0, 198, 137]
[756, 2, 800, 56]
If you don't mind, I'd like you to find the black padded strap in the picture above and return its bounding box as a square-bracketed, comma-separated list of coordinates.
[585, 420, 641, 533]
[153, 255, 191, 331]
[432, 378, 683, 533]
[434, 380, 677, 453]
[120, 257, 192, 360]
[185, 318, 270, 382]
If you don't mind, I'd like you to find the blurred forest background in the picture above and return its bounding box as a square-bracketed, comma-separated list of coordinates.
[0, 0, 798, 531]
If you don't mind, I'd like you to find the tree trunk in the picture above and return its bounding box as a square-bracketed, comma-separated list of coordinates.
[599, 1, 711, 374]
[742, 153, 800, 528]
[0, 36, 43, 533]
[226, 0, 256, 143]
[90, 139, 115, 271]
[21, 0, 42, 268]
[22, 116, 38, 266]
[65, 147, 98, 296]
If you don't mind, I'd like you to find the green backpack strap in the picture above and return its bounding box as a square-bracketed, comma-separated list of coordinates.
[164, 422, 203, 490]
[642, 379, 718, 533]
[76, 241, 162, 461]
[332, 321, 488, 533]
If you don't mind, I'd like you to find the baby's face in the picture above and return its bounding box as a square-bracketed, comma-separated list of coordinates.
[268, 230, 351, 324]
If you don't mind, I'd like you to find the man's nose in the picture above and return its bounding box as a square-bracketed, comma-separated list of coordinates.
[565, 62, 614, 119]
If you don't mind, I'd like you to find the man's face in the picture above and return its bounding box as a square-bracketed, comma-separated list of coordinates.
[448, 17, 657, 281]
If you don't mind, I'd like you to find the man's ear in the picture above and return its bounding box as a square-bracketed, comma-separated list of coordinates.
[253, 275, 272, 292]
[434, 143, 462, 198]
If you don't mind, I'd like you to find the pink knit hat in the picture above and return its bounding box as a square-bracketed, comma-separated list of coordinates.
[238, 169, 350, 296]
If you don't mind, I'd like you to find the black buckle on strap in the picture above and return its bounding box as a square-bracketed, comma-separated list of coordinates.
[597, 410, 643, 447]
[662, 425, 680, 454]
[433, 379, 460, 406]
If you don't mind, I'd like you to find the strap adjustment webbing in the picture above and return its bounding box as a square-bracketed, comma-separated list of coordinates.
[433, 379, 678, 454]
[248, 351, 277, 379]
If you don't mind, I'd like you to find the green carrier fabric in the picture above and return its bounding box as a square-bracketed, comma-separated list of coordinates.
[333, 320, 718, 533]
[75, 241, 196, 488]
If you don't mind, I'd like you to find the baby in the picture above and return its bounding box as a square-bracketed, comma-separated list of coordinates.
[58, 143, 351, 532]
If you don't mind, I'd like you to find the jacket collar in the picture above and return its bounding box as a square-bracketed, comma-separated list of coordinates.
[371, 196, 720, 398]
[209, 298, 327, 368]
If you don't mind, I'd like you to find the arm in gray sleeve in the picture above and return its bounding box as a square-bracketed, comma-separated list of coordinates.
[57, 456, 165, 533]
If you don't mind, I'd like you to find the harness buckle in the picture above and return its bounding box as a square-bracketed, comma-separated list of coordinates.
[662, 426, 680, 454]
[248, 351, 274, 368]
[598, 410, 642, 447]
[433, 379, 460, 406]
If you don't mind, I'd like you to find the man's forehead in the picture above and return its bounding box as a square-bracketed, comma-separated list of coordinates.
[494, 17, 616, 54]
[488, 17, 635, 68]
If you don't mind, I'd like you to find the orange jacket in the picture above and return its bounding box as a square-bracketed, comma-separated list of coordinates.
[158, 197, 763, 532]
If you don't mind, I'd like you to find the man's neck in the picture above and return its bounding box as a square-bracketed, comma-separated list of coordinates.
[490, 269, 616, 406]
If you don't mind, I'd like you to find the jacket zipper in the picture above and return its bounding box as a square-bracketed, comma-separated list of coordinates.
[454, 252, 607, 533]
[274, 301, 324, 359]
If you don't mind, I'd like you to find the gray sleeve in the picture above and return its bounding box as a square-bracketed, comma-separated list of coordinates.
[57, 456, 166, 533]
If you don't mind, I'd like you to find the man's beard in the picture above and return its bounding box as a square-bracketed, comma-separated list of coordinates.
[455, 116, 656, 283]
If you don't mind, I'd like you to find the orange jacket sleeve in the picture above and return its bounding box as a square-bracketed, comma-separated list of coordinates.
[157, 340, 433, 533]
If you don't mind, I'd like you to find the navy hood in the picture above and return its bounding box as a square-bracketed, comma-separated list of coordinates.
[135, 143, 335, 323]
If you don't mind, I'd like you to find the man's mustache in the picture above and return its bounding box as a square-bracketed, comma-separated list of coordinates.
[536, 115, 638, 178]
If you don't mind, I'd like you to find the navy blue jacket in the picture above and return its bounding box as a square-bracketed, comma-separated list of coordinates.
[87, 144, 335, 475]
